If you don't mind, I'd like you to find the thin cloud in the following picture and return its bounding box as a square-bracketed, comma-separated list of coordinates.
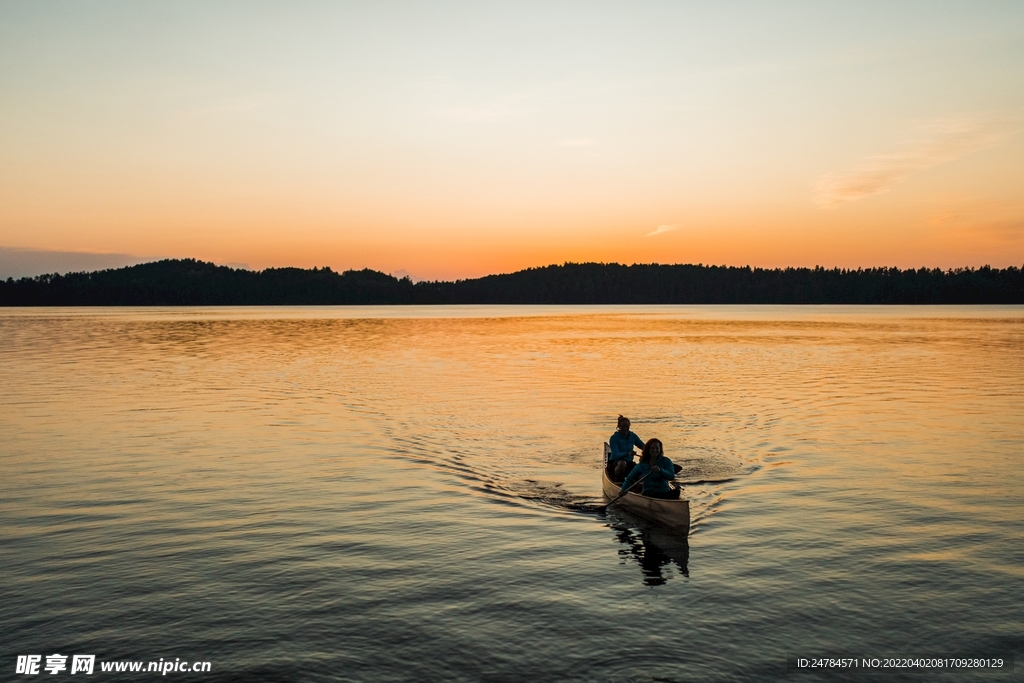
[181, 94, 276, 118]
[934, 201, 1024, 243]
[646, 225, 678, 237]
[0, 247, 150, 279]
[421, 75, 552, 122]
[391, 269, 422, 283]
[816, 115, 1014, 208]
[435, 104, 533, 122]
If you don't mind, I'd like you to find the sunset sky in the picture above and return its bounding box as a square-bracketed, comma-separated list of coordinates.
[1, 1, 1022, 280]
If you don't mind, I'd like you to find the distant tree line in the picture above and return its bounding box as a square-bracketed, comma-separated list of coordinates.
[1, 259, 1022, 305]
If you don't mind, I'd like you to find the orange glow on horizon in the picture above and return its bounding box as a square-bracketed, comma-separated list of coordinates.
[1, 3, 1022, 279]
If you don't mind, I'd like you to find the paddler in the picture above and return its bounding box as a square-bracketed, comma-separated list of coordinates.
[620, 438, 680, 499]
[607, 415, 644, 482]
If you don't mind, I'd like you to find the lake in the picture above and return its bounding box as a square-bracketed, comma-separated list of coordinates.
[2, 306, 1022, 682]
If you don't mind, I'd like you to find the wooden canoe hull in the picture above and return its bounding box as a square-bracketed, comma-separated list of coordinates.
[602, 468, 690, 536]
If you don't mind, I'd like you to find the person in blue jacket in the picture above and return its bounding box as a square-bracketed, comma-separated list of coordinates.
[620, 438, 680, 499]
[607, 415, 644, 482]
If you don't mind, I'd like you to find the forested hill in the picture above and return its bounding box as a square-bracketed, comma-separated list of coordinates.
[2, 259, 1022, 305]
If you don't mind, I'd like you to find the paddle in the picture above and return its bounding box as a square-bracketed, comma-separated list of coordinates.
[598, 469, 652, 513]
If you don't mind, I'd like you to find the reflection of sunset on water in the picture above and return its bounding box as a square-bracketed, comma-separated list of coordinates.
[3, 306, 1021, 678]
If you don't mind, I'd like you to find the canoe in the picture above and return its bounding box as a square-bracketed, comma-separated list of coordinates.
[602, 446, 690, 536]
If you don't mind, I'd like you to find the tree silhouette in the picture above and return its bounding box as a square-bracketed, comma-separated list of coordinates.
[1, 259, 1021, 305]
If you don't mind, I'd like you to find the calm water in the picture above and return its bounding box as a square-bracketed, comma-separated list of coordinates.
[2, 306, 1022, 682]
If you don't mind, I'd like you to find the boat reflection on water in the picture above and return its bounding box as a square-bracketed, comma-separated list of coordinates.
[606, 510, 689, 586]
